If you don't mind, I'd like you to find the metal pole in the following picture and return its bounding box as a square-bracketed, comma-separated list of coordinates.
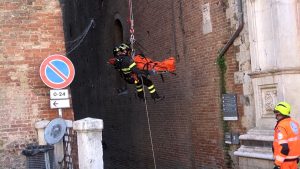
[58, 108, 63, 118]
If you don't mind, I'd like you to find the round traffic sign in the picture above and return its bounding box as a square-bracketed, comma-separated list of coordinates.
[40, 54, 75, 89]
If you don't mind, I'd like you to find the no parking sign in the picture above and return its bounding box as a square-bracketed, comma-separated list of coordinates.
[40, 54, 75, 89]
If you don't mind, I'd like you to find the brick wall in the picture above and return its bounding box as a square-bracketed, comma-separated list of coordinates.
[0, 1, 72, 168]
[62, 0, 245, 168]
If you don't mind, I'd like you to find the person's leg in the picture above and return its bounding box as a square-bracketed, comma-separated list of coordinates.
[140, 76, 162, 101]
[135, 80, 144, 99]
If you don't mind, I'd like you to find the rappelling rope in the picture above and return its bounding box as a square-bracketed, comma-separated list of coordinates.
[140, 77, 157, 169]
[128, 1, 157, 168]
[65, 19, 95, 56]
[128, 0, 136, 59]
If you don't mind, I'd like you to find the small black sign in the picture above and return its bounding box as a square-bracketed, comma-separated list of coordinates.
[222, 94, 238, 120]
[225, 132, 232, 144]
[224, 132, 239, 144]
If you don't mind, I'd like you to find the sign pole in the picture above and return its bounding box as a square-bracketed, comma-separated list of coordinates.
[58, 108, 63, 118]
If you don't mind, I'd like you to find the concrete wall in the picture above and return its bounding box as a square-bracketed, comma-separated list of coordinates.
[62, 0, 245, 168]
[0, 1, 73, 168]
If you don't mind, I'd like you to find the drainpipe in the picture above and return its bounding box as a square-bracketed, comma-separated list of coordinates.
[218, 1, 244, 168]
[219, 0, 244, 56]
[217, 0, 244, 95]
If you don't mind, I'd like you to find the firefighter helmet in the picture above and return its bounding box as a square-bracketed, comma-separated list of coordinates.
[274, 102, 291, 116]
[118, 43, 131, 52]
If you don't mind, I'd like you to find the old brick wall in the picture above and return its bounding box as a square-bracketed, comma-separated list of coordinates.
[132, 1, 229, 168]
[0, 1, 72, 168]
[62, 0, 245, 168]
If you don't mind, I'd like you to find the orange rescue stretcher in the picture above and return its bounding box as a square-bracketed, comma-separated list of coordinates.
[108, 55, 176, 75]
[133, 55, 176, 75]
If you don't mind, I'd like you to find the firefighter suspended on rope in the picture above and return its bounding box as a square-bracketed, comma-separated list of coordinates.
[108, 43, 176, 101]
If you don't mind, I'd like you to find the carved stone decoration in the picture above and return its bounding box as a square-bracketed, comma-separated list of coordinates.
[264, 91, 276, 110]
[202, 3, 212, 34]
[260, 85, 277, 118]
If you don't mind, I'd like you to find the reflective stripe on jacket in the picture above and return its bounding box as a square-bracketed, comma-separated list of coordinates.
[117, 55, 142, 76]
[273, 117, 300, 166]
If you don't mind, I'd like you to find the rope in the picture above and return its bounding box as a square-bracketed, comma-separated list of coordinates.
[128, 0, 135, 59]
[140, 77, 157, 169]
[65, 19, 95, 56]
[127, 2, 157, 167]
[135, 41, 150, 54]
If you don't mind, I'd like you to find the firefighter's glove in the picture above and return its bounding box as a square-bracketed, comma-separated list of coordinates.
[137, 92, 144, 100]
[273, 165, 280, 169]
[108, 58, 116, 65]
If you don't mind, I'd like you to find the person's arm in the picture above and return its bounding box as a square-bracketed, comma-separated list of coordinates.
[122, 56, 143, 75]
[274, 126, 289, 167]
[108, 57, 122, 70]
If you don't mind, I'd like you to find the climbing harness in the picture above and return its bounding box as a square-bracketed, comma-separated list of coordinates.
[128, 1, 157, 169]
[132, 42, 177, 82]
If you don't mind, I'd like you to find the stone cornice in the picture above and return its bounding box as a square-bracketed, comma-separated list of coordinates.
[248, 68, 300, 78]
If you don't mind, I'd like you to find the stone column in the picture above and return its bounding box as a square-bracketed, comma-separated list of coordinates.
[73, 118, 104, 169]
[35, 120, 50, 145]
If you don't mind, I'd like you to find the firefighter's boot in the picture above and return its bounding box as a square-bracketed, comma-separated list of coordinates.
[137, 91, 145, 101]
[151, 92, 164, 102]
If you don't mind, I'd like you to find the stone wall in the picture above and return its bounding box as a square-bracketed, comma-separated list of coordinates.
[234, 0, 300, 168]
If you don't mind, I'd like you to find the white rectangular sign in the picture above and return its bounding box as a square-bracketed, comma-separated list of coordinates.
[50, 89, 69, 100]
[50, 99, 71, 109]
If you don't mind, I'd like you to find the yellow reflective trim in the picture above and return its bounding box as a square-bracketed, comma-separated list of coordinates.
[149, 89, 156, 93]
[137, 89, 143, 92]
[136, 85, 142, 88]
[286, 155, 299, 159]
[278, 140, 288, 144]
[148, 85, 154, 90]
[129, 62, 136, 69]
[275, 155, 285, 162]
[288, 136, 299, 142]
[123, 71, 130, 74]
[122, 68, 130, 71]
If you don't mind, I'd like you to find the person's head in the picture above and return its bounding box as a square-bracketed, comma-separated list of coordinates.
[113, 43, 131, 57]
[274, 102, 291, 120]
[118, 43, 131, 55]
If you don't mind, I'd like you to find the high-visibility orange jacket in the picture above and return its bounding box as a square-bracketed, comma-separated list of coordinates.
[273, 117, 300, 166]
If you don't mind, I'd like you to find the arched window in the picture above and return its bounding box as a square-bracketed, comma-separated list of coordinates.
[114, 19, 123, 45]
[113, 19, 127, 91]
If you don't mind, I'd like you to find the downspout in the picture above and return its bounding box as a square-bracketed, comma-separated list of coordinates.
[217, 0, 244, 168]
[219, 0, 244, 57]
[217, 0, 244, 94]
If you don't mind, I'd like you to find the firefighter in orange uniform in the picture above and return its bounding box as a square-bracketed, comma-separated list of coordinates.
[273, 102, 300, 169]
